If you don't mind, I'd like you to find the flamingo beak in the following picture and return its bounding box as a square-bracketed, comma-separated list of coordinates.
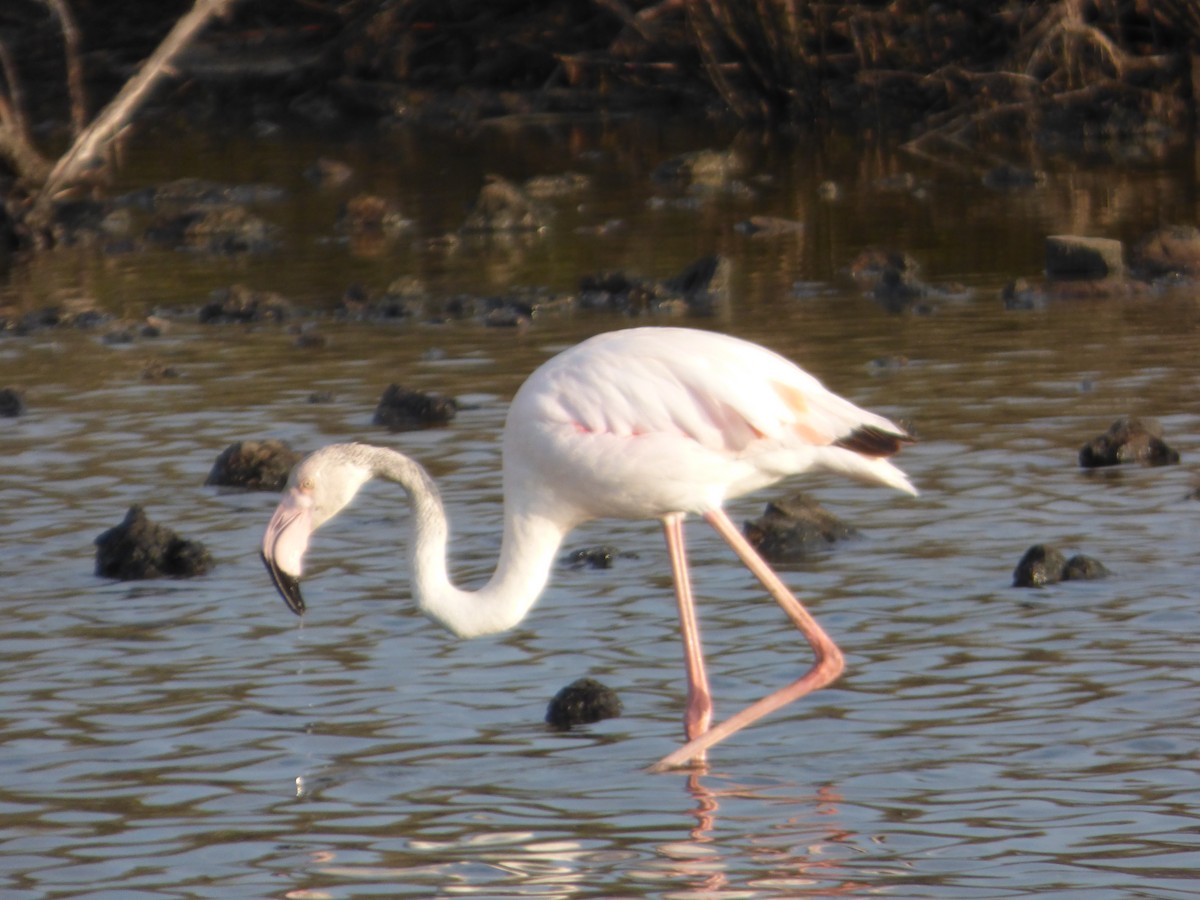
[261, 488, 312, 616]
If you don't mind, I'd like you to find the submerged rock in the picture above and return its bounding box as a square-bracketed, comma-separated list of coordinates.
[461, 174, 550, 232]
[546, 677, 622, 729]
[0, 387, 25, 417]
[94, 505, 214, 580]
[651, 147, 748, 193]
[206, 439, 303, 491]
[199, 284, 292, 324]
[734, 215, 804, 237]
[373, 385, 458, 431]
[1002, 276, 1148, 308]
[744, 493, 860, 563]
[145, 204, 280, 254]
[1044, 235, 1124, 280]
[848, 249, 939, 313]
[579, 255, 730, 316]
[1013, 544, 1110, 588]
[1079, 416, 1180, 468]
[522, 171, 590, 198]
[336, 193, 412, 239]
[1, 299, 113, 335]
[563, 546, 637, 569]
[1003, 234, 1148, 306]
[1131, 225, 1200, 279]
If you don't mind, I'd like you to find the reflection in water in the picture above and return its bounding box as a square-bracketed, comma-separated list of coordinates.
[286, 767, 887, 898]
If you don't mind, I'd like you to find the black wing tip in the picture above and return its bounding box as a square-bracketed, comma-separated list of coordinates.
[834, 424, 916, 458]
[261, 550, 306, 616]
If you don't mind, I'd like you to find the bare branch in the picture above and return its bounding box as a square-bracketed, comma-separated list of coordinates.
[33, 0, 239, 214]
[42, 0, 87, 134]
[0, 36, 53, 181]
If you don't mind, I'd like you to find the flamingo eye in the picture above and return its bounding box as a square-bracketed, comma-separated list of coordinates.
[299, 477, 314, 492]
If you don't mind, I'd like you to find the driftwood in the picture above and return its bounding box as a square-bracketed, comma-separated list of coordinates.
[26, 0, 239, 233]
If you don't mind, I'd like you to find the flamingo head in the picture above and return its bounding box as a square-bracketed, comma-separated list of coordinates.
[261, 444, 374, 615]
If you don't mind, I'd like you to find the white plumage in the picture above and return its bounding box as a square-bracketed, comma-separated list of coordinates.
[262, 326, 916, 771]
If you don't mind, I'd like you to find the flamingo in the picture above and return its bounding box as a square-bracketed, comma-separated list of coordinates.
[262, 326, 916, 771]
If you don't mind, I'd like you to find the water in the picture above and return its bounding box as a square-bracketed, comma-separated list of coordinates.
[1, 118, 1199, 898]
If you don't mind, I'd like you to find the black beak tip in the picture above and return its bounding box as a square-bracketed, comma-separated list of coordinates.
[262, 551, 306, 616]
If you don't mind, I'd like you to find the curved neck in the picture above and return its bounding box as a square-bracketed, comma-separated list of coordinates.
[369, 447, 566, 638]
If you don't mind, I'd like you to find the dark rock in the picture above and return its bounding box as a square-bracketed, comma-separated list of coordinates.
[94, 505, 214, 580]
[523, 171, 590, 198]
[744, 493, 860, 564]
[1079, 416, 1180, 468]
[294, 331, 327, 349]
[2, 300, 113, 335]
[49, 199, 112, 247]
[1063, 554, 1110, 581]
[1131, 225, 1200, 278]
[848, 249, 934, 312]
[206, 439, 303, 491]
[461, 174, 550, 232]
[734, 215, 805, 237]
[1002, 276, 1148, 307]
[579, 255, 730, 317]
[1013, 544, 1069, 587]
[1044, 235, 1125, 280]
[145, 204, 280, 254]
[141, 360, 181, 381]
[546, 677, 622, 729]
[651, 148, 747, 192]
[663, 254, 731, 315]
[563, 546, 637, 569]
[1014, 544, 1110, 588]
[0, 387, 25, 417]
[199, 284, 292, 324]
[336, 193, 411, 238]
[122, 177, 284, 210]
[373, 385, 458, 431]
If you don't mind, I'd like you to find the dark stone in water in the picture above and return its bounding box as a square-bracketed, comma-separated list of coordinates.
[744, 492, 860, 563]
[563, 546, 637, 569]
[0, 387, 25, 417]
[1013, 544, 1110, 588]
[1079, 416, 1180, 468]
[546, 677, 622, 729]
[461, 174, 550, 232]
[847, 248, 942, 313]
[205, 439, 303, 491]
[373, 385, 458, 431]
[522, 171, 590, 198]
[336, 193, 411, 238]
[578, 255, 730, 316]
[145, 204, 280, 255]
[94, 505, 214, 580]
[199, 284, 292, 324]
[1131, 224, 1200, 279]
[1062, 554, 1111, 581]
[650, 147, 747, 191]
[1044, 235, 1125, 280]
[1012, 544, 1068, 587]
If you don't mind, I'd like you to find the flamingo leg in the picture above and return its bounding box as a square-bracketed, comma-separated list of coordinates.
[648, 507, 846, 773]
[662, 513, 713, 744]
